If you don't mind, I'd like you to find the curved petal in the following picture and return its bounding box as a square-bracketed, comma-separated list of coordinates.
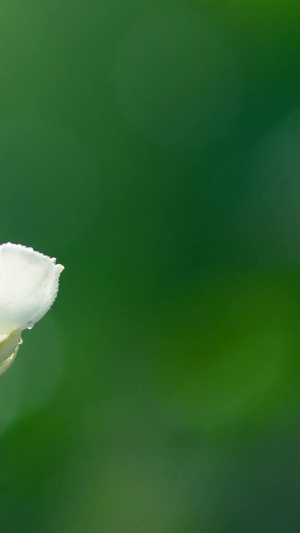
[0, 243, 64, 335]
[0, 329, 22, 365]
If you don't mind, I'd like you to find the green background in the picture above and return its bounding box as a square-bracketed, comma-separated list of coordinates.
[0, 1, 300, 531]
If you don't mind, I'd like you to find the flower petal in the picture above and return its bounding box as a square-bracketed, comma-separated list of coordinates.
[0, 329, 22, 365]
[0, 243, 64, 335]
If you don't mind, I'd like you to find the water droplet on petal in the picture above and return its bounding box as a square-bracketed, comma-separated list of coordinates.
[27, 321, 34, 330]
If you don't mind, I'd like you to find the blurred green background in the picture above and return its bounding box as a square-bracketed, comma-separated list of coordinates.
[0, 1, 300, 531]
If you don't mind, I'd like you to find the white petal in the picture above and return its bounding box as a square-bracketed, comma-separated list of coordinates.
[0, 243, 64, 335]
[0, 329, 22, 375]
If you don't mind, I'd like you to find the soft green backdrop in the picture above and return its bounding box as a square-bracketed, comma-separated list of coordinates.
[0, 1, 300, 531]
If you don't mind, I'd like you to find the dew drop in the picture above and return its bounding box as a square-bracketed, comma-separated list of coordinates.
[27, 321, 34, 330]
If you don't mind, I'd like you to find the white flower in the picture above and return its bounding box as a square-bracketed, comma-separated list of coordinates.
[0, 243, 64, 375]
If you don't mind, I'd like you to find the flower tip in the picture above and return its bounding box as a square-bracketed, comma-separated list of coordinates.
[0, 243, 64, 374]
[56, 263, 65, 274]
